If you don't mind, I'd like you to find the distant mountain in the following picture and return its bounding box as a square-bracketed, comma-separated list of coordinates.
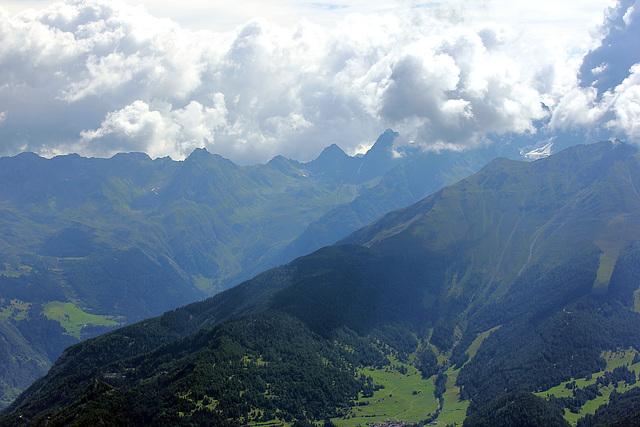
[0, 129, 504, 408]
[356, 129, 402, 181]
[4, 140, 640, 426]
[275, 147, 493, 265]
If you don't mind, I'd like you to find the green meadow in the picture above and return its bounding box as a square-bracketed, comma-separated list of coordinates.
[332, 357, 438, 426]
[536, 348, 640, 425]
[0, 300, 32, 321]
[434, 327, 499, 426]
[42, 301, 120, 338]
[436, 366, 468, 426]
[330, 326, 502, 427]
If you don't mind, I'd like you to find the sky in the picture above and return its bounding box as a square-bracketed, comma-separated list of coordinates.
[0, 0, 638, 164]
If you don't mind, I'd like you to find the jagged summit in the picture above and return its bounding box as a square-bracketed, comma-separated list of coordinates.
[364, 128, 398, 155]
[321, 143, 347, 155]
[0, 129, 444, 408]
[357, 128, 400, 181]
[5, 140, 640, 426]
[310, 143, 349, 167]
[308, 142, 358, 182]
[183, 146, 212, 161]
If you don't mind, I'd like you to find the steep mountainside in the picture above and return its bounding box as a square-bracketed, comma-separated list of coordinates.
[4, 141, 640, 426]
[0, 129, 495, 408]
[274, 148, 492, 267]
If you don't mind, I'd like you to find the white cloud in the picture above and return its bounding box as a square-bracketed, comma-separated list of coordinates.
[377, 25, 548, 150]
[549, 1, 640, 142]
[0, 0, 633, 163]
[549, 63, 640, 143]
[80, 100, 172, 150]
[61, 52, 143, 101]
[80, 94, 227, 158]
[550, 86, 604, 129]
[579, 0, 640, 93]
[623, 4, 636, 25]
[605, 63, 640, 141]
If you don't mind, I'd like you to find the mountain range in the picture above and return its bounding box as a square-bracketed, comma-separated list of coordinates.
[3, 140, 640, 425]
[0, 129, 502, 408]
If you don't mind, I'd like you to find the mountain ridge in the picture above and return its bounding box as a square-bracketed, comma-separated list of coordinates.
[0, 128, 501, 407]
[4, 140, 640, 425]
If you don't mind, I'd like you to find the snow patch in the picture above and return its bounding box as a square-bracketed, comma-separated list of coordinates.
[520, 140, 554, 160]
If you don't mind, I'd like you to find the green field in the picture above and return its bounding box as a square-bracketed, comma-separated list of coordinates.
[536, 348, 640, 425]
[0, 264, 32, 278]
[0, 299, 32, 321]
[42, 301, 120, 338]
[437, 365, 468, 426]
[329, 327, 505, 427]
[194, 275, 217, 292]
[434, 325, 504, 426]
[465, 325, 501, 359]
[330, 326, 505, 426]
[332, 357, 439, 426]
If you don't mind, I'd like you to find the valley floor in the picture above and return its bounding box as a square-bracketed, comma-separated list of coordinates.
[332, 338, 640, 427]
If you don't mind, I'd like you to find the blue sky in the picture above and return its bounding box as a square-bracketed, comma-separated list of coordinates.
[0, 0, 637, 164]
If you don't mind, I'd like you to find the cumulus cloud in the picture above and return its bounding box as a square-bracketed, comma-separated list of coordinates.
[378, 26, 548, 150]
[0, 0, 633, 163]
[551, 0, 640, 143]
[605, 64, 640, 140]
[579, 0, 640, 95]
[79, 95, 227, 158]
[550, 86, 604, 129]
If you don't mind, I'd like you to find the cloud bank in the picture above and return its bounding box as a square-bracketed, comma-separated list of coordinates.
[0, 0, 637, 163]
[550, 0, 640, 142]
